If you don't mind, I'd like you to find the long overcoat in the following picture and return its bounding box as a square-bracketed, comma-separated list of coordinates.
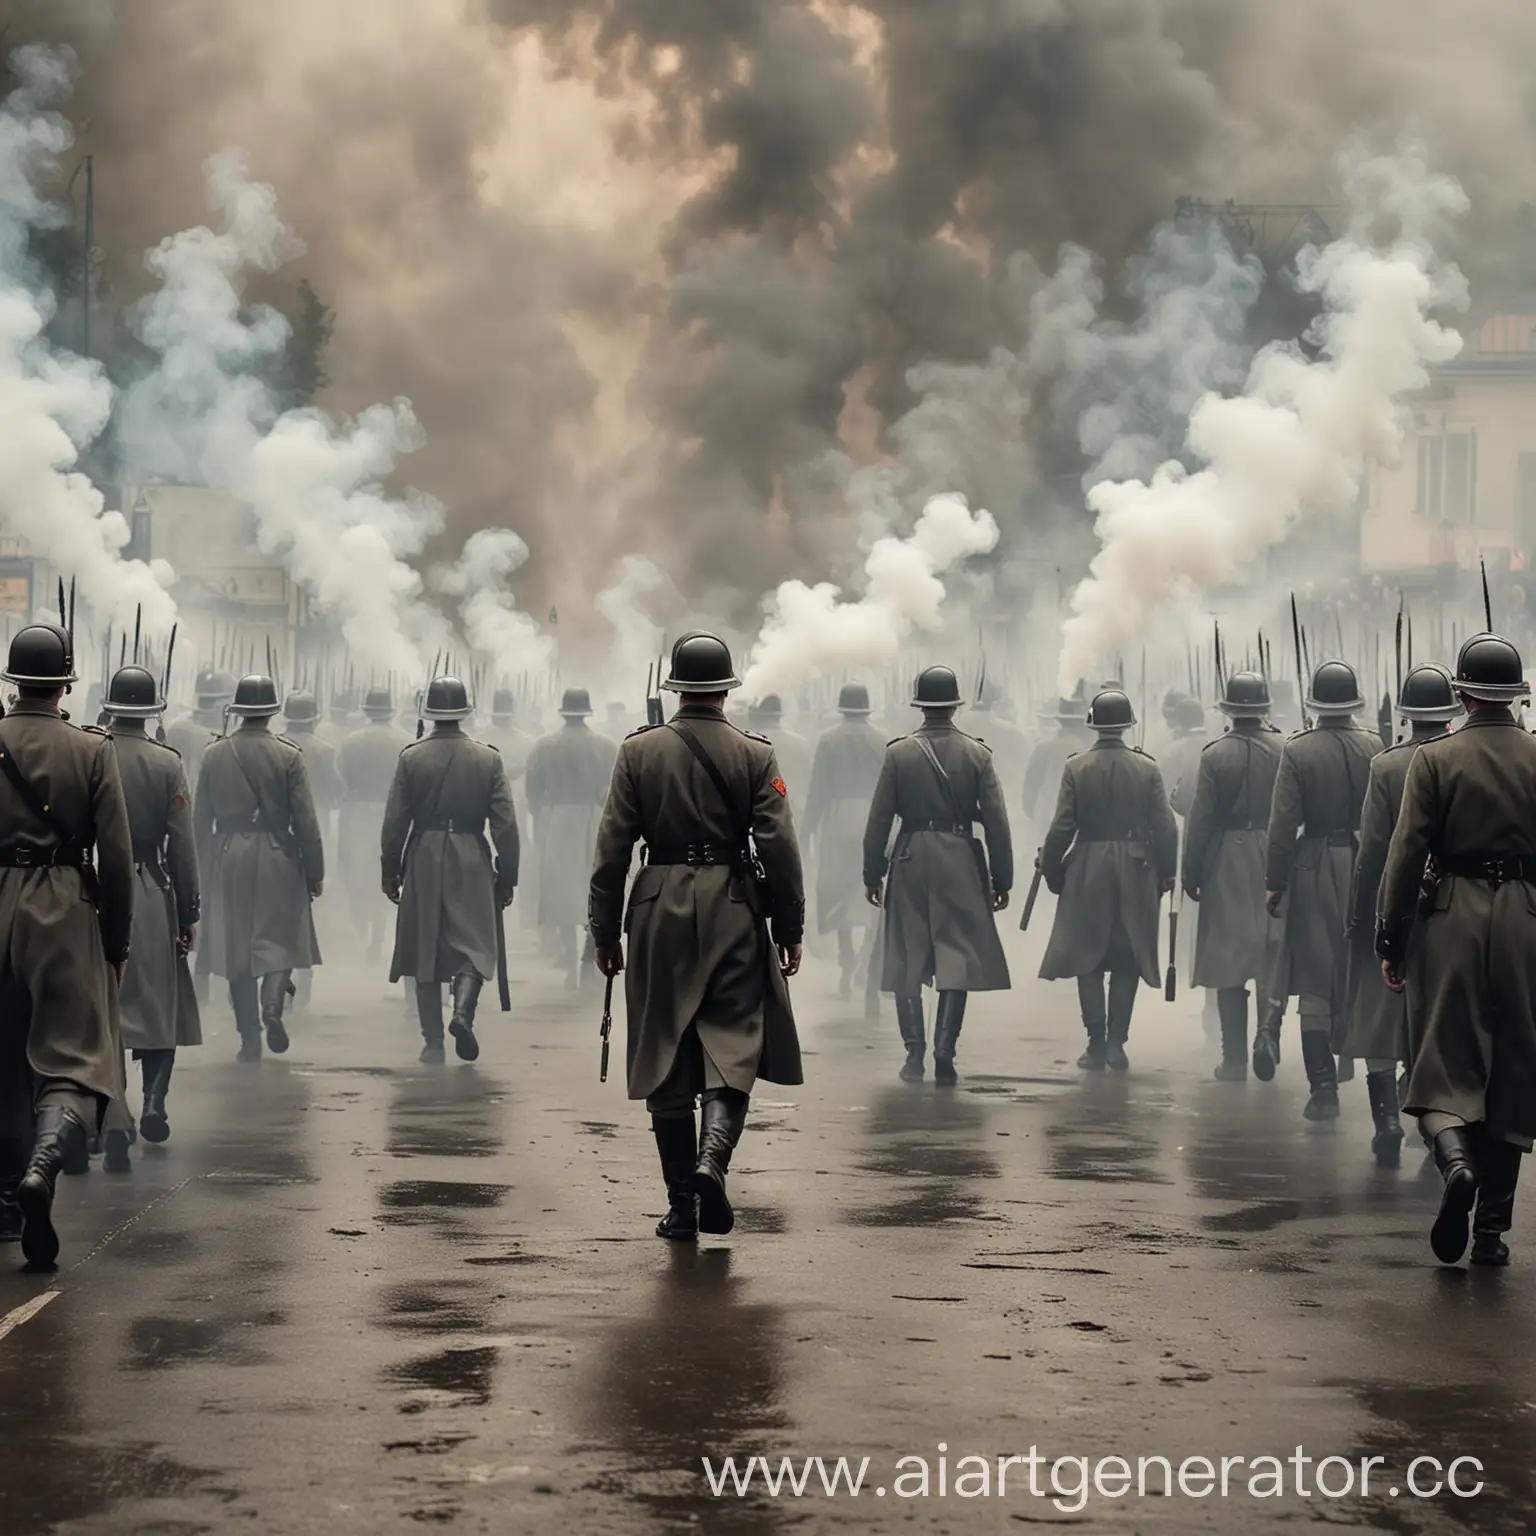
[1038, 738, 1177, 985]
[194, 723, 324, 978]
[1264, 720, 1381, 1019]
[382, 728, 519, 984]
[803, 715, 885, 934]
[1381, 711, 1536, 1140]
[526, 722, 617, 927]
[0, 700, 134, 1116]
[113, 727, 201, 1050]
[589, 703, 805, 1101]
[1182, 723, 1283, 990]
[862, 720, 1013, 996]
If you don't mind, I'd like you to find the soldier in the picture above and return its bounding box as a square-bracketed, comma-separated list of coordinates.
[1344, 664, 1460, 1169]
[1262, 659, 1381, 1120]
[0, 624, 134, 1268]
[1164, 695, 1210, 818]
[747, 694, 811, 806]
[590, 632, 803, 1241]
[338, 686, 412, 961]
[1379, 634, 1535, 1266]
[317, 685, 359, 754]
[382, 676, 519, 1063]
[1022, 690, 1093, 834]
[283, 688, 340, 1012]
[803, 683, 885, 1000]
[525, 688, 617, 988]
[862, 665, 1012, 1085]
[165, 667, 236, 786]
[1181, 672, 1283, 1082]
[1039, 688, 1177, 1072]
[194, 675, 325, 1060]
[100, 665, 201, 1166]
[483, 687, 535, 784]
[968, 681, 1031, 820]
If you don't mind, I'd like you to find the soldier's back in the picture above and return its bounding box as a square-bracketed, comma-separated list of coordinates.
[622, 716, 774, 842]
[112, 732, 183, 847]
[1417, 721, 1536, 854]
[341, 723, 410, 801]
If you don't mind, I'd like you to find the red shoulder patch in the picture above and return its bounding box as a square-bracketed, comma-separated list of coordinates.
[771, 776, 788, 797]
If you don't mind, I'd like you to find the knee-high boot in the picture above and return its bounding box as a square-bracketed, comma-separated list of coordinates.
[1471, 1138, 1522, 1267]
[895, 995, 925, 1083]
[139, 1050, 176, 1143]
[259, 971, 293, 1054]
[1300, 1029, 1339, 1121]
[1214, 988, 1248, 1082]
[231, 976, 261, 1061]
[416, 983, 445, 1063]
[17, 1103, 89, 1270]
[933, 991, 967, 1085]
[1077, 974, 1107, 1070]
[694, 1089, 749, 1235]
[1366, 1068, 1404, 1168]
[1106, 972, 1138, 1072]
[1430, 1125, 1479, 1264]
[651, 1113, 699, 1241]
[449, 973, 484, 1062]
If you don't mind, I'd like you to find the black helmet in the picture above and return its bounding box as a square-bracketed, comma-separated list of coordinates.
[1399, 662, 1462, 722]
[1454, 632, 1527, 703]
[558, 687, 593, 718]
[662, 631, 740, 694]
[1087, 687, 1136, 732]
[1306, 659, 1364, 716]
[1162, 687, 1186, 722]
[330, 688, 358, 721]
[422, 675, 472, 721]
[1219, 670, 1272, 718]
[195, 665, 236, 705]
[228, 674, 281, 717]
[2, 623, 76, 687]
[362, 686, 394, 719]
[492, 688, 515, 721]
[282, 688, 319, 725]
[911, 665, 963, 708]
[836, 682, 872, 715]
[1175, 697, 1206, 731]
[104, 664, 163, 718]
[752, 693, 785, 722]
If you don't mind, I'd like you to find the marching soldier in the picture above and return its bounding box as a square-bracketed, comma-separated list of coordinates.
[1263, 660, 1381, 1120]
[283, 688, 340, 1012]
[525, 688, 617, 988]
[1039, 688, 1177, 1072]
[194, 675, 324, 1060]
[100, 665, 201, 1164]
[1181, 672, 1283, 1081]
[1345, 664, 1460, 1168]
[968, 681, 1031, 819]
[483, 687, 540, 937]
[748, 694, 811, 806]
[862, 665, 1012, 1085]
[164, 666, 235, 787]
[1164, 695, 1210, 818]
[802, 683, 885, 1001]
[1379, 634, 1535, 1266]
[382, 676, 519, 1063]
[590, 632, 804, 1242]
[338, 686, 411, 961]
[0, 624, 134, 1268]
[1022, 689, 1093, 834]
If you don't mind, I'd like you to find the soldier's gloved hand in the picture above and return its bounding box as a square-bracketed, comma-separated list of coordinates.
[383, 877, 402, 906]
[1264, 889, 1284, 918]
[497, 886, 515, 910]
[596, 942, 625, 977]
[1380, 959, 1406, 994]
[991, 889, 1010, 912]
[779, 943, 803, 978]
[1159, 877, 1175, 896]
[177, 926, 196, 955]
[1184, 884, 1201, 903]
[865, 884, 883, 909]
[311, 879, 325, 899]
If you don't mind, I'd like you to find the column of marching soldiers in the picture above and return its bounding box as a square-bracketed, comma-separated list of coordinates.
[0, 620, 1529, 1280]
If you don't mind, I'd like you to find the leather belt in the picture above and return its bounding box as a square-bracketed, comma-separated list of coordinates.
[416, 818, 485, 835]
[905, 820, 971, 835]
[0, 844, 90, 869]
[1437, 854, 1536, 885]
[644, 842, 749, 867]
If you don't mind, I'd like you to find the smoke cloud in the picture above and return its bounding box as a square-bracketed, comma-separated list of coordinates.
[432, 527, 553, 686]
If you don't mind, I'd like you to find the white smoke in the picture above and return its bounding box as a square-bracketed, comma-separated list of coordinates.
[1057, 145, 1468, 694]
[120, 149, 446, 677]
[741, 492, 999, 699]
[594, 552, 667, 693]
[431, 527, 553, 686]
[0, 46, 176, 633]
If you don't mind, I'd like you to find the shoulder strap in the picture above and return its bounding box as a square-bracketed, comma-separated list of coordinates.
[0, 741, 82, 847]
[224, 736, 268, 819]
[912, 733, 970, 826]
[668, 720, 751, 843]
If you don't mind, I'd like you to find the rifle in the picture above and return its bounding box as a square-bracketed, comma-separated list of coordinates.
[1164, 888, 1179, 1002]
[599, 969, 615, 1082]
[1019, 850, 1045, 931]
[1290, 594, 1311, 730]
[1482, 556, 1494, 631]
[645, 659, 664, 727]
[496, 902, 511, 1012]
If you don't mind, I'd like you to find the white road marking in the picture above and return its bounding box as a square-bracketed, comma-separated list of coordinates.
[0, 1288, 58, 1342]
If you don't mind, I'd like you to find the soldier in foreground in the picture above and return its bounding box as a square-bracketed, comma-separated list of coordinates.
[1039, 688, 1177, 1072]
[382, 676, 518, 1063]
[862, 665, 1012, 1085]
[1181, 672, 1283, 1082]
[1263, 661, 1381, 1120]
[1345, 664, 1460, 1169]
[802, 683, 884, 1001]
[194, 675, 324, 1060]
[0, 625, 134, 1268]
[1379, 634, 1536, 1267]
[100, 665, 201, 1167]
[589, 632, 804, 1241]
[339, 686, 411, 961]
[526, 688, 616, 988]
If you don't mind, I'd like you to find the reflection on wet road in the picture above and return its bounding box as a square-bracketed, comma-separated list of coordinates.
[0, 934, 1532, 1533]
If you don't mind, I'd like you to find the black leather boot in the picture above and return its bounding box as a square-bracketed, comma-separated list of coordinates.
[416, 983, 446, 1064]
[17, 1104, 88, 1269]
[1106, 972, 1138, 1072]
[1214, 988, 1248, 1082]
[895, 995, 925, 1083]
[1077, 974, 1107, 1071]
[1366, 1069, 1404, 1169]
[260, 970, 293, 1054]
[1471, 1138, 1521, 1267]
[651, 1113, 699, 1241]
[103, 1128, 132, 1174]
[933, 991, 967, 1085]
[1300, 1030, 1340, 1121]
[231, 977, 262, 1061]
[449, 973, 484, 1062]
[1252, 997, 1283, 1082]
[139, 1050, 175, 1144]
[1430, 1125, 1479, 1264]
[694, 1090, 749, 1235]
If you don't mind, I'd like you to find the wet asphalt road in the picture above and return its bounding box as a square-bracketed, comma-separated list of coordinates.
[0, 920, 1532, 1535]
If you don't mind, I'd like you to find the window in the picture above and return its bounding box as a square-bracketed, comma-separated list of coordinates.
[1417, 429, 1477, 525]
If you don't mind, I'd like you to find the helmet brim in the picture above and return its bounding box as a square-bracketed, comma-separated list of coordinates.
[1305, 696, 1365, 715]
[104, 701, 165, 719]
[1398, 702, 1464, 721]
[1, 670, 77, 687]
[1217, 700, 1271, 716]
[662, 675, 741, 693]
[1454, 682, 1529, 703]
[910, 695, 965, 708]
[227, 702, 282, 718]
[421, 705, 474, 721]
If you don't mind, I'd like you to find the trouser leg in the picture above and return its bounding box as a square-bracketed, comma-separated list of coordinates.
[1076, 973, 1107, 1070]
